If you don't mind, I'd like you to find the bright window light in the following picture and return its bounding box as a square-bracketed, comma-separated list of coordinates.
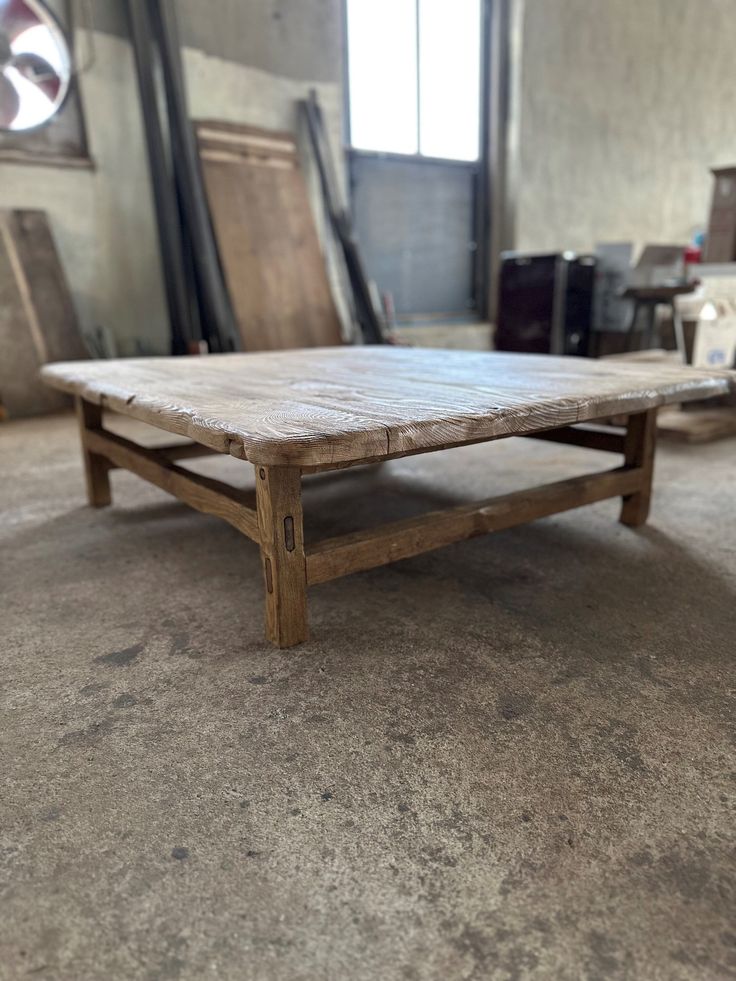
[418, 0, 481, 161]
[346, 0, 418, 156]
[346, 0, 481, 162]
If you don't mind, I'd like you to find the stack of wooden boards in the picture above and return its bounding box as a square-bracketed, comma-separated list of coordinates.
[0, 209, 87, 418]
[195, 120, 343, 351]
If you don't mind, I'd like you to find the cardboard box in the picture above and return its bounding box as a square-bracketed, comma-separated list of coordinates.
[692, 299, 736, 369]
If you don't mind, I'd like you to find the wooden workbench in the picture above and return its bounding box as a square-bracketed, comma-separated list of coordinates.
[42, 348, 734, 648]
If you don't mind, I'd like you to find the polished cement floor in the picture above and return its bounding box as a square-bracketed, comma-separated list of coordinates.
[1, 411, 734, 980]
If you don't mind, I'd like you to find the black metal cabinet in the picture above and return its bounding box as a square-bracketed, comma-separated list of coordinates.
[496, 252, 597, 356]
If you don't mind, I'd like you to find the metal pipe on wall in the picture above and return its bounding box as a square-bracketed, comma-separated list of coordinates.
[124, 0, 194, 354]
[125, 0, 240, 354]
[485, 0, 524, 326]
[150, 0, 240, 353]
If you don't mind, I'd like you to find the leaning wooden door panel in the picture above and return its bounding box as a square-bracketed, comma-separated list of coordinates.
[195, 120, 343, 352]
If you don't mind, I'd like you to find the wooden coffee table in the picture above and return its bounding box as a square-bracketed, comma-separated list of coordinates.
[42, 348, 733, 647]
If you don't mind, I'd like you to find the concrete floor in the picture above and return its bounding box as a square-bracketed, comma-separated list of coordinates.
[1, 411, 735, 981]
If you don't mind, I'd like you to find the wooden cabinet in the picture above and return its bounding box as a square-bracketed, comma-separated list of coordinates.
[705, 166, 736, 263]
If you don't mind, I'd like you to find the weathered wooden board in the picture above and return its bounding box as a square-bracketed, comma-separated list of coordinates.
[195, 120, 343, 352]
[306, 466, 645, 585]
[0, 209, 86, 417]
[41, 349, 735, 467]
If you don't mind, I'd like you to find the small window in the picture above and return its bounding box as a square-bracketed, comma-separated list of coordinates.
[346, 0, 482, 162]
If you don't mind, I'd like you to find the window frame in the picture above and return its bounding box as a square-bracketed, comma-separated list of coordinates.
[343, 0, 484, 165]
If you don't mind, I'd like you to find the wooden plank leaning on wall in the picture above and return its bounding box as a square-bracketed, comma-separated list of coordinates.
[195, 120, 344, 352]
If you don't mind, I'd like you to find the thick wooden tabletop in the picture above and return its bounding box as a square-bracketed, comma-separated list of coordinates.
[42, 348, 734, 466]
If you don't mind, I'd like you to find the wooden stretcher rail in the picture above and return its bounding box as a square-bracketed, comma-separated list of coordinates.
[100, 439, 221, 465]
[522, 424, 625, 453]
[306, 466, 644, 585]
[155, 441, 222, 462]
[83, 427, 260, 541]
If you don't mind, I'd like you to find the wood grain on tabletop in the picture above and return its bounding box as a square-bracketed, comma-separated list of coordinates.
[41, 348, 735, 467]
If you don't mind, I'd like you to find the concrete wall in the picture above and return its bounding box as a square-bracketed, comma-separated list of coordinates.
[93, 0, 343, 84]
[0, 0, 344, 355]
[517, 0, 736, 255]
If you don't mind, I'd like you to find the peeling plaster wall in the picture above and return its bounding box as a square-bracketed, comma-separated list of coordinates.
[517, 0, 736, 255]
[0, 0, 345, 356]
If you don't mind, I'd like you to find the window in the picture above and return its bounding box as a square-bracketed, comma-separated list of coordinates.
[346, 0, 482, 162]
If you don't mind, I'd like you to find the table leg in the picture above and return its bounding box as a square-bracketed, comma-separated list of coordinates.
[626, 300, 641, 352]
[75, 397, 112, 508]
[256, 465, 308, 647]
[645, 303, 658, 349]
[620, 409, 656, 527]
[671, 300, 687, 363]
